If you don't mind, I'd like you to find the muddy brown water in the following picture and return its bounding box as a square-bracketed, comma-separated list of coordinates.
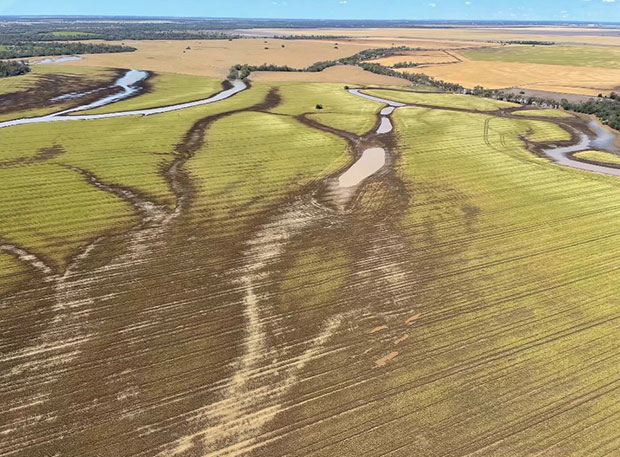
[376, 117, 393, 134]
[338, 147, 387, 188]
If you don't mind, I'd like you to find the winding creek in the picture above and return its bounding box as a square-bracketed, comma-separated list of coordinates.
[540, 119, 620, 177]
[56, 69, 149, 114]
[0, 70, 247, 129]
[350, 87, 620, 180]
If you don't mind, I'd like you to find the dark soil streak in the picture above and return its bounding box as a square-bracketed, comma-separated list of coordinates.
[61, 164, 169, 227]
[0, 69, 125, 117]
[0, 144, 65, 168]
[248, 87, 281, 112]
[165, 87, 282, 213]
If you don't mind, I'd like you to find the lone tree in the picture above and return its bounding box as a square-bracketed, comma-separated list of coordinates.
[315, 104, 323, 110]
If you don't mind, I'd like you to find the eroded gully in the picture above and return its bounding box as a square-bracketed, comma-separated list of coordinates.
[157, 88, 417, 457]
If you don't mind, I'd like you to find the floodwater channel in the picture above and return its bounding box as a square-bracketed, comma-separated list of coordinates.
[56, 69, 150, 114]
[541, 119, 620, 177]
[0, 71, 247, 129]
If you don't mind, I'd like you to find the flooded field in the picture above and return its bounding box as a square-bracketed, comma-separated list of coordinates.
[3, 59, 620, 457]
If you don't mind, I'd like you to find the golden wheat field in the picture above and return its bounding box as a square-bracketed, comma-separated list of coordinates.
[226, 27, 620, 95]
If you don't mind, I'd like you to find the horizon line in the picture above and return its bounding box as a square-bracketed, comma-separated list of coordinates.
[1, 15, 620, 26]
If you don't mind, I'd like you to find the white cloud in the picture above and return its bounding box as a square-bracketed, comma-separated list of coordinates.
[603, 0, 616, 3]
[428, 2, 437, 6]
[465, 1, 471, 4]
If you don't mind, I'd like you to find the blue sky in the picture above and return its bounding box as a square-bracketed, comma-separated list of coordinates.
[0, 0, 619, 22]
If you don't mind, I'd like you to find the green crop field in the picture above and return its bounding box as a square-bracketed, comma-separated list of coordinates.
[364, 88, 518, 110]
[0, 82, 270, 275]
[268, 82, 383, 134]
[574, 149, 620, 165]
[258, 105, 620, 455]
[4, 51, 620, 457]
[186, 109, 350, 254]
[461, 44, 620, 69]
[513, 108, 575, 118]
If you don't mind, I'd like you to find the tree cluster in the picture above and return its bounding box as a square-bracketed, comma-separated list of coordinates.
[227, 46, 464, 92]
[392, 61, 419, 68]
[0, 60, 31, 77]
[562, 99, 620, 131]
[0, 42, 136, 59]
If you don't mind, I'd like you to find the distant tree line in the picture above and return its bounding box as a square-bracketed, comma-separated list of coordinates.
[460, 85, 620, 132]
[0, 60, 31, 77]
[0, 22, 240, 44]
[357, 63, 464, 91]
[274, 35, 350, 40]
[228, 63, 298, 79]
[0, 42, 136, 59]
[392, 61, 419, 68]
[466, 86, 563, 108]
[561, 99, 620, 131]
[340, 46, 413, 63]
[228, 46, 464, 92]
